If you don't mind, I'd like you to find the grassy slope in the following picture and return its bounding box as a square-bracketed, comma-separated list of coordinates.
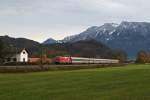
[0, 64, 150, 100]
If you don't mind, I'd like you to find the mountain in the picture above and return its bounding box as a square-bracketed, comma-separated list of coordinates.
[43, 38, 57, 44]
[3, 21, 150, 59]
[45, 40, 126, 59]
[62, 21, 150, 58]
[0, 35, 41, 55]
[63, 23, 119, 43]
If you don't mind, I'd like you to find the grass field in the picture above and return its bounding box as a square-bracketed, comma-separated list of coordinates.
[0, 64, 150, 100]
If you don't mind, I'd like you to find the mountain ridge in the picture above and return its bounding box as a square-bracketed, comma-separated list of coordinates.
[43, 21, 150, 58]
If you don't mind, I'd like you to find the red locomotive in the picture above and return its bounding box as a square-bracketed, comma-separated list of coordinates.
[54, 56, 72, 64]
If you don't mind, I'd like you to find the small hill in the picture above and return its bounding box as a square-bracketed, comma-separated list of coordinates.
[45, 39, 126, 59]
[0, 35, 41, 55]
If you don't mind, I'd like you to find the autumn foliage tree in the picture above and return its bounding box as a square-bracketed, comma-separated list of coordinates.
[136, 50, 149, 64]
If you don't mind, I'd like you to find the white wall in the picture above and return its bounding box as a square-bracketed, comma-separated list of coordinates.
[17, 50, 28, 62]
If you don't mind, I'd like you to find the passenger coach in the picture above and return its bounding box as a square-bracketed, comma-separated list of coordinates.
[53, 56, 119, 64]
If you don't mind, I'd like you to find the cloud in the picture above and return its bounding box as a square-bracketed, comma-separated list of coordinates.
[0, 0, 150, 42]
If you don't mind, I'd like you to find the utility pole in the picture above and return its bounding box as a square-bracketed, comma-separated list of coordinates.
[40, 44, 43, 69]
[12, 46, 17, 69]
[15, 47, 17, 67]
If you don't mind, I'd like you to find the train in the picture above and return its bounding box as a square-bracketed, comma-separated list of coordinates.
[53, 56, 119, 64]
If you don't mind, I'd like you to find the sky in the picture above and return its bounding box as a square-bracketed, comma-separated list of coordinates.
[0, 0, 150, 42]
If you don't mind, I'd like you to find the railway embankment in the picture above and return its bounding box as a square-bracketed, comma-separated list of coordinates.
[0, 64, 124, 73]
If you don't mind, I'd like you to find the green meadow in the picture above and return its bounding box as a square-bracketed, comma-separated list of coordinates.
[0, 64, 150, 100]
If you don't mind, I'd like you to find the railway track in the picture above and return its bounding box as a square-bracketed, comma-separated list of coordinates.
[0, 63, 116, 67]
[0, 64, 122, 73]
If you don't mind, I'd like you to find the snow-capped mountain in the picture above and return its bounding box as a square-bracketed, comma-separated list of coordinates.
[44, 21, 150, 58]
[63, 23, 119, 43]
[62, 21, 150, 58]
